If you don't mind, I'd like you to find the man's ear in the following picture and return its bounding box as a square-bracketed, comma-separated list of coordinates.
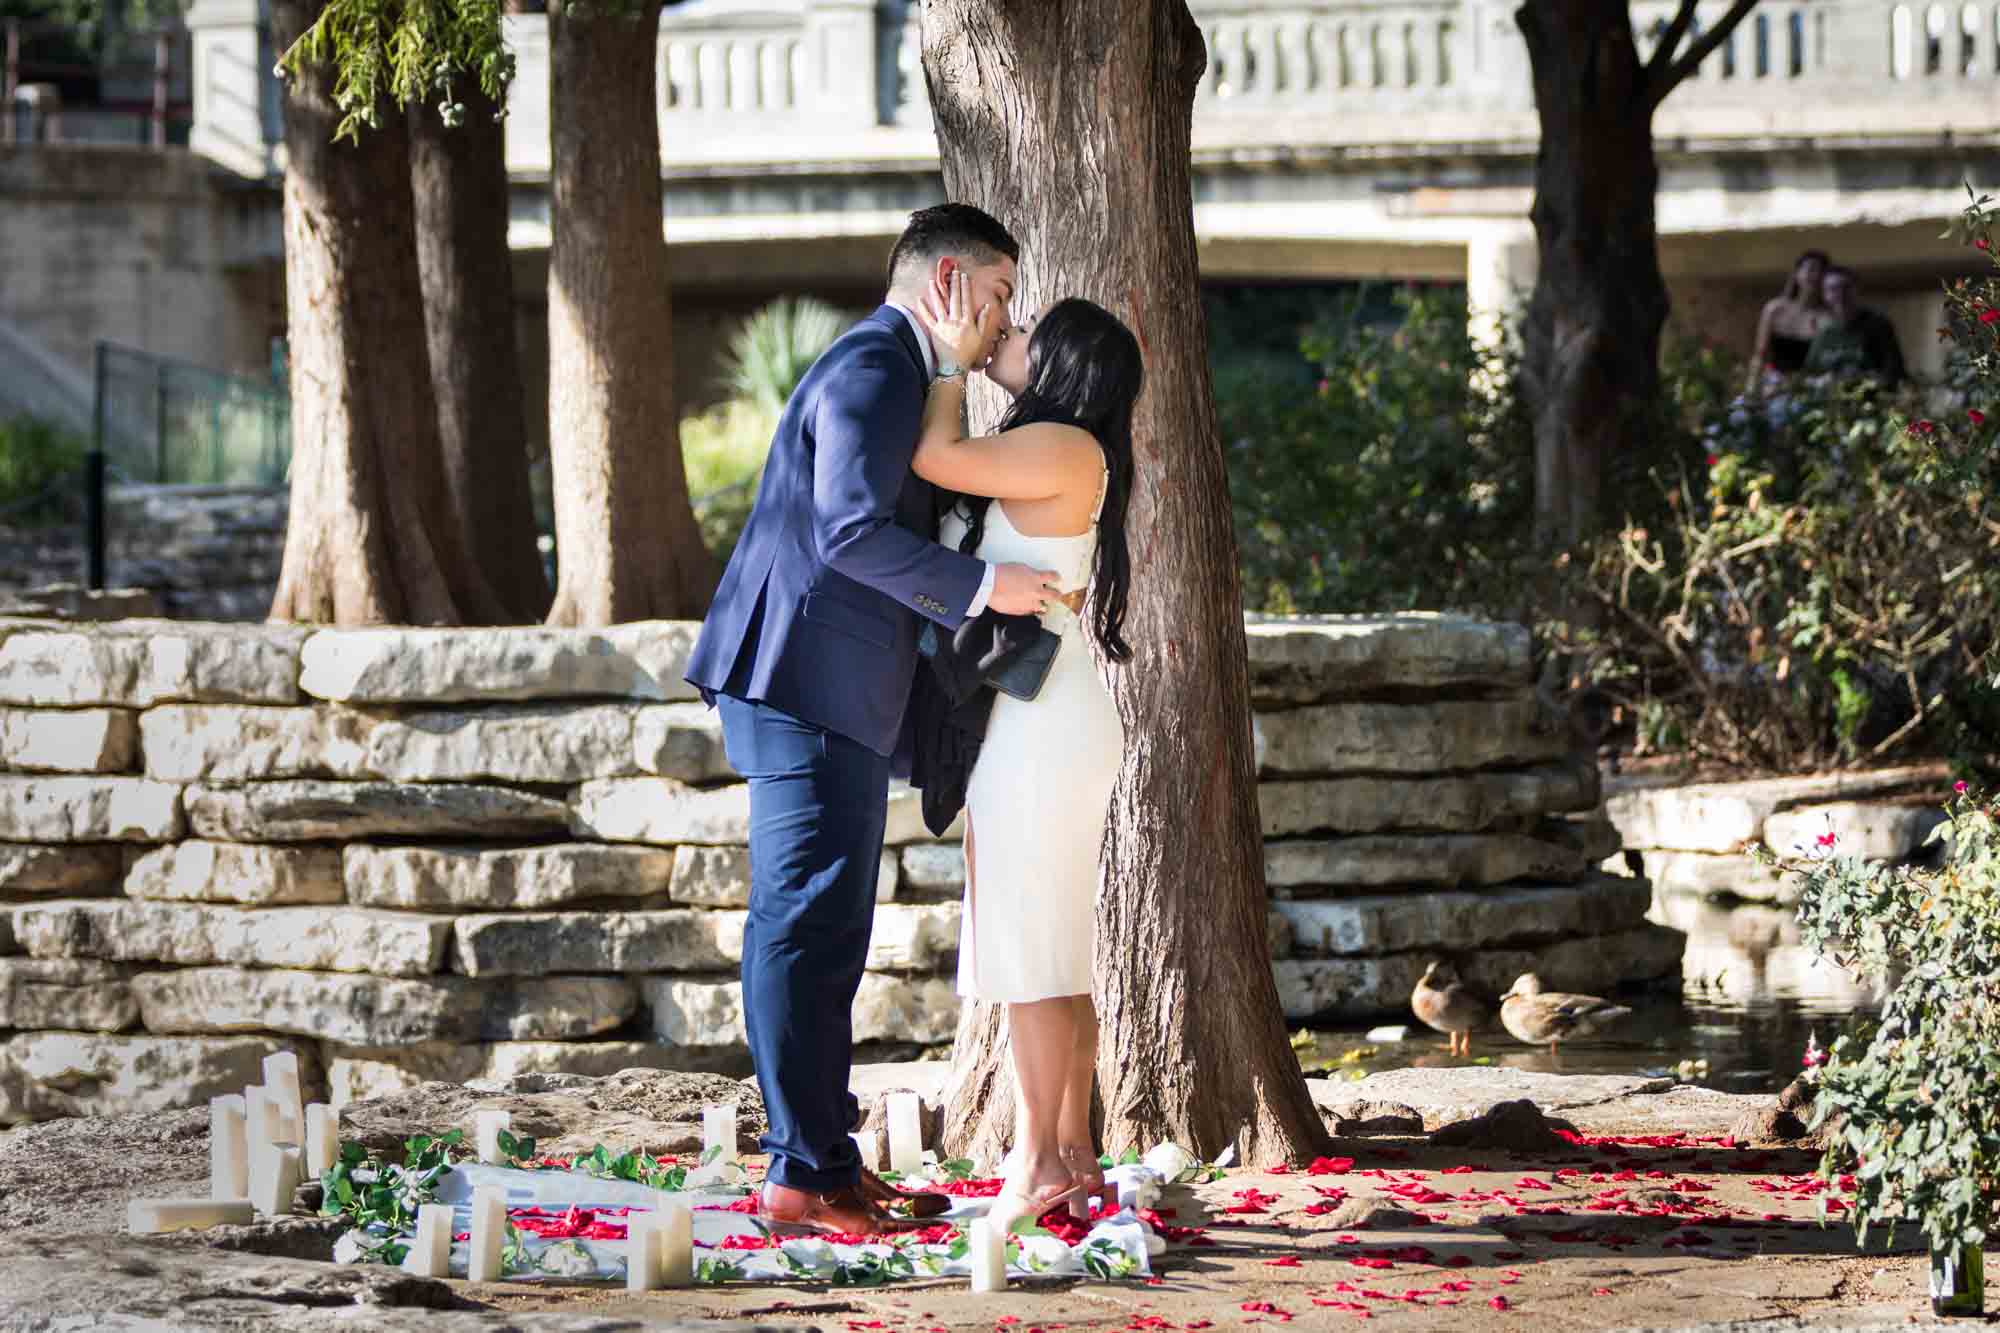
[935, 255, 958, 287]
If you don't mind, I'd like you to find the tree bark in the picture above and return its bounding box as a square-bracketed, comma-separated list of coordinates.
[267, 0, 510, 625]
[925, 1, 1329, 1167]
[409, 84, 553, 623]
[544, 0, 716, 626]
[1515, 0, 1671, 550]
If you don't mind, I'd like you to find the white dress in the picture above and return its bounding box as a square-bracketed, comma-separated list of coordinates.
[942, 475, 1125, 1004]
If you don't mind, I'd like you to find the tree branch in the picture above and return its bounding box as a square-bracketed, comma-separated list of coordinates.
[1649, 0, 1761, 109]
[1644, 0, 1701, 86]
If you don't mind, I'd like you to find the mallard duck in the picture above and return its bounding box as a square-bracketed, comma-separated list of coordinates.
[1411, 959, 1488, 1056]
[1499, 973, 1631, 1052]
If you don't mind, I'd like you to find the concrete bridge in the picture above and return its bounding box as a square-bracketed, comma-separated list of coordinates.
[8, 0, 1999, 426]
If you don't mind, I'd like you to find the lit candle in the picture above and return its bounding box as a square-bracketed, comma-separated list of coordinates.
[249, 1142, 301, 1216]
[262, 1052, 304, 1143]
[467, 1186, 506, 1283]
[968, 1217, 1007, 1291]
[849, 1129, 881, 1171]
[886, 1092, 924, 1175]
[700, 1103, 737, 1165]
[625, 1211, 663, 1291]
[128, 1198, 256, 1234]
[658, 1203, 693, 1287]
[405, 1202, 454, 1278]
[474, 1109, 512, 1165]
[209, 1094, 248, 1200]
[303, 1103, 338, 1179]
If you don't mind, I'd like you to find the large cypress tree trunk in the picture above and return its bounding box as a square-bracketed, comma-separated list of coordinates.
[267, 0, 509, 625]
[544, 0, 716, 626]
[409, 85, 552, 623]
[925, 0, 1329, 1166]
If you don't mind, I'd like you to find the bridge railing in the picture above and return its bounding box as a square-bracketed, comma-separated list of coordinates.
[184, 0, 2000, 181]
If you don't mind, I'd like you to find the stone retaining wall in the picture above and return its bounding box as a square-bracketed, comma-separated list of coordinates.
[0, 613, 1680, 1124]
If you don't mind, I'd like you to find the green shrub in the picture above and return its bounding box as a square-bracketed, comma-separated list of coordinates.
[682, 398, 774, 562]
[0, 415, 88, 526]
[723, 299, 849, 416]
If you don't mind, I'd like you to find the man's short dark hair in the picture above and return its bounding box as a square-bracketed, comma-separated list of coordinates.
[888, 204, 1019, 287]
[1825, 264, 1857, 284]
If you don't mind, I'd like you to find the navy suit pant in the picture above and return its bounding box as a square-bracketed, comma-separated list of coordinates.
[717, 693, 888, 1192]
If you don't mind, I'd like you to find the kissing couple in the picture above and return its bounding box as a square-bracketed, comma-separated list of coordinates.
[686, 203, 1144, 1237]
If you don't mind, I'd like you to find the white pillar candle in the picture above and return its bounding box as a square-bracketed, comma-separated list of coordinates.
[849, 1129, 881, 1171]
[262, 1052, 304, 1140]
[886, 1092, 924, 1175]
[624, 1211, 663, 1292]
[128, 1198, 256, 1234]
[968, 1217, 1007, 1292]
[303, 1103, 338, 1178]
[474, 1108, 512, 1164]
[701, 1103, 737, 1164]
[658, 1203, 693, 1287]
[405, 1202, 454, 1278]
[467, 1186, 507, 1283]
[209, 1094, 248, 1200]
[242, 1084, 277, 1153]
[249, 1142, 301, 1216]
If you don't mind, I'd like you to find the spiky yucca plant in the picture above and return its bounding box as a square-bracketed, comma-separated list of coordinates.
[724, 298, 850, 415]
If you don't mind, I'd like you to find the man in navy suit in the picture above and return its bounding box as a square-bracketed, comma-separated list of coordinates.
[686, 204, 1057, 1235]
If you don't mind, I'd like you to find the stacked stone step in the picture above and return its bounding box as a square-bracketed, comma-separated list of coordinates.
[1246, 616, 1682, 1018]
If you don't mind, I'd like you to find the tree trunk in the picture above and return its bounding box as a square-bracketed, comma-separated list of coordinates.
[925, 1, 1329, 1167]
[409, 84, 553, 623]
[544, 0, 715, 626]
[267, 0, 510, 625]
[1515, 0, 1671, 549]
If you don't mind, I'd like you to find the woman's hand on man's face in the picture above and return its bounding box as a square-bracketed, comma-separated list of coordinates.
[918, 269, 1000, 370]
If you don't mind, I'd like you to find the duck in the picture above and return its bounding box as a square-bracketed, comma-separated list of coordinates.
[1411, 959, 1488, 1056]
[1499, 973, 1631, 1053]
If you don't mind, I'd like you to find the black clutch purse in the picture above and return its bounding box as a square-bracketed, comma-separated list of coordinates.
[985, 625, 1060, 701]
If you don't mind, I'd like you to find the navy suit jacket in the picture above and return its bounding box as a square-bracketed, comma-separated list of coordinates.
[686, 306, 988, 757]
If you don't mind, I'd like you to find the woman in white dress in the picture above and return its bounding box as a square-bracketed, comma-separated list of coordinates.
[912, 273, 1142, 1232]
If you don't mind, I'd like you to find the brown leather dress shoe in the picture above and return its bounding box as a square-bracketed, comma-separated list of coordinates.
[860, 1165, 952, 1219]
[757, 1181, 924, 1236]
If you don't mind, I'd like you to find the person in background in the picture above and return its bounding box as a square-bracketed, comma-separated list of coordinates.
[1805, 265, 1909, 387]
[1744, 249, 1833, 397]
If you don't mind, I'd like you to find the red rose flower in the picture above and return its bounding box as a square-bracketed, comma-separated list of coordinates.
[1981, 308, 2000, 325]
[1979, 237, 1991, 250]
[1705, 454, 1719, 467]
[1972, 410, 1987, 426]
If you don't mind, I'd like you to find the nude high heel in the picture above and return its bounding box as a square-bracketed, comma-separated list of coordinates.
[1059, 1145, 1107, 1221]
[985, 1177, 1088, 1234]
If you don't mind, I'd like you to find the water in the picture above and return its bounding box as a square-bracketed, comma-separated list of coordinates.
[1296, 890, 1887, 1095]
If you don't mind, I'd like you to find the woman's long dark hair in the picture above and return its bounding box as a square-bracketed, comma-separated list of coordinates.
[950, 298, 1141, 662]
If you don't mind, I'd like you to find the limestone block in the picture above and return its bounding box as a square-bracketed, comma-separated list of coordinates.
[1257, 761, 1601, 837]
[0, 708, 137, 773]
[866, 903, 961, 971]
[186, 780, 569, 841]
[571, 779, 749, 845]
[900, 843, 965, 894]
[138, 705, 369, 781]
[1623, 849, 1793, 903]
[131, 967, 635, 1045]
[1252, 694, 1567, 777]
[361, 703, 648, 784]
[876, 849, 899, 902]
[1272, 922, 1684, 1020]
[0, 623, 307, 707]
[125, 841, 345, 906]
[15, 900, 449, 977]
[1245, 615, 1534, 704]
[885, 784, 963, 844]
[1264, 832, 1586, 893]
[0, 776, 183, 842]
[0, 1032, 321, 1124]
[298, 622, 701, 704]
[322, 1040, 708, 1107]
[1762, 801, 1947, 862]
[452, 909, 746, 976]
[344, 843, 674, 911]
[670, 845, 751, 907]
[0, 843, 125, 895]
[1277, 875, 1652, 957]
[0, 958, 137, 1030]
[645, 973, 959, 1046]
[632, 703, 733, 783]
[1604, 764, 1946, 853]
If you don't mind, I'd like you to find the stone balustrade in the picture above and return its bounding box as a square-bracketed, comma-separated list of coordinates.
[177, 0, 2000, 182]
[0, 613, 1678, 1124]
